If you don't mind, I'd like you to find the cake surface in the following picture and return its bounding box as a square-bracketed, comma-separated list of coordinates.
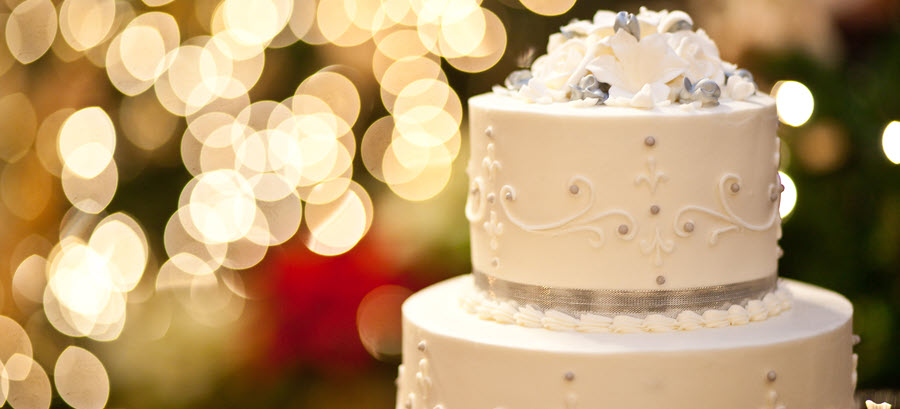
[397, 276, 854, 409]
[467, 92, 781, 294]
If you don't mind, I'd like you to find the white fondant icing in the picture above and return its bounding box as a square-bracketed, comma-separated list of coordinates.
[398, 276, 854, 409]
[469, 93, 780, 290]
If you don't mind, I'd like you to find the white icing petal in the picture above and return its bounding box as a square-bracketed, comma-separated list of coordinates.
[727, 305, 750, 326]
[492, 302, 519, 324]
[866, 401, 892, 409]
[746, 299, 769, 321]
[476, 300, 497, 320]
[576, 313, 612, 333]
[763, 293, 782, 316]
[676, 310, 705, 331]
[725, 74, 756, 101]
[541, 310, 578, 331]
[702, 309, 730, 328]
[642, 314, 677, 332]
[514, 305, 544, 328]
[587, 30, 687, 98]
[668, 30, 724, 85]
[610, 315, 644, 333]
[459, 291, 481, 314]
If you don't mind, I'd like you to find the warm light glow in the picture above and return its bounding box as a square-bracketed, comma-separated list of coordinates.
[519, 0, 576, 16]
[0, 316, 33, 364]
[89, 213, 148, 292]
[357, 285, 411, 360]
[6, 0, 58, 64]
[187, 170, 258, 244]
[882, 121, 900, 164]
[35, 108, 74, 177]
[54, 346, 110, 409]
[48, 240, 114, 317]
[778, 171, 797, 218]
[3, 355, 51, 409]
[59, 107, 116, 179]
[12, 254, 48, 306]
[305, 181, 373, 255]
[774, 81, 814, 127]
[61, 159, 118, 214]
[107, 12, 180, 96]
[58, 0, 115, 51]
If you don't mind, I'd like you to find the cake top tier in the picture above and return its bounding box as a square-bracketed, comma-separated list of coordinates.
[495, 7, 758, 109]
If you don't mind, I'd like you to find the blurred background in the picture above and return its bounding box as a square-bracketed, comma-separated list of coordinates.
[0, 0, 897, 408]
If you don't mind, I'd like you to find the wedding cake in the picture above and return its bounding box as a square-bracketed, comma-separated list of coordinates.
[396, 8, 856, 409]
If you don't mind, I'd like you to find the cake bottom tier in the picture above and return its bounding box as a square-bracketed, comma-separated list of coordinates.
[397, 275, 855, 409]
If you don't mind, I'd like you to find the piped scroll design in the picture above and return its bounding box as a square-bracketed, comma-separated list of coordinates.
[640, 226, 674, 266]
[634, 156, 668, 194]
[673, 173, 780, 245]
[498, 176, 636, 248]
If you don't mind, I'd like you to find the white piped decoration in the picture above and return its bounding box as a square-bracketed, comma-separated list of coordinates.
[643, 314, 677, 332]
[701, 309, 729, 328]
[610, 315, 645, 333]
[727, 305, 750, 326]
[460, 281, 792, 334]
[514, 305, 544, 328]
[576, 314, 612, 333]
[676, 310, 704, 331]
[542, 310, 579, 331]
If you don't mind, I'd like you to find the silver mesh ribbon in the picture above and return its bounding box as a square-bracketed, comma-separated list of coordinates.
[473, 270, 778, 317]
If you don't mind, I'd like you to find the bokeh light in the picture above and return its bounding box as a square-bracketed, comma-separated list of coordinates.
[357, 285, 411, 360]
[6, 0, 58, 64]
[0, 0, 525, 404]
[4, 355, 51, 409]
[304, 181, 373, 255]
[58, 107, 116, 179]
[519, 0, 576, 16]
[54, 346, 109, 409]
[774, 80, 814, 127]
[58, 0, 116, 51]
[778, 171, 797, 218]
[882, 121, 900, 164]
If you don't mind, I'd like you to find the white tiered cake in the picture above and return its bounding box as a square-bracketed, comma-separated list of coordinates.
[397, 8, 856, 409]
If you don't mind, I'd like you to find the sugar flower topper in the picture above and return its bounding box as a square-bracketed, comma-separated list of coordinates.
[499, 7, 758, 108]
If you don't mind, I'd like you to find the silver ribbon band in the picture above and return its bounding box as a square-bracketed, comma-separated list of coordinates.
[473, 271, 778, 317]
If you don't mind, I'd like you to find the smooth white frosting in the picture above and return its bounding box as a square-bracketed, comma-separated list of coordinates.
[467, 93, 780, 291]
[398, 276, 854, 409]
[505, 7, 755, 108]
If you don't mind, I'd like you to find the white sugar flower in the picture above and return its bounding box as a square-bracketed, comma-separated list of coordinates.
[586, 30, 687, 108]
[636, 6, 668, 33]
[668, 29, 725, 85]
[725, 74, 756, 101]
[866, 401, 892, 409]
[521, 32, 611, 103]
